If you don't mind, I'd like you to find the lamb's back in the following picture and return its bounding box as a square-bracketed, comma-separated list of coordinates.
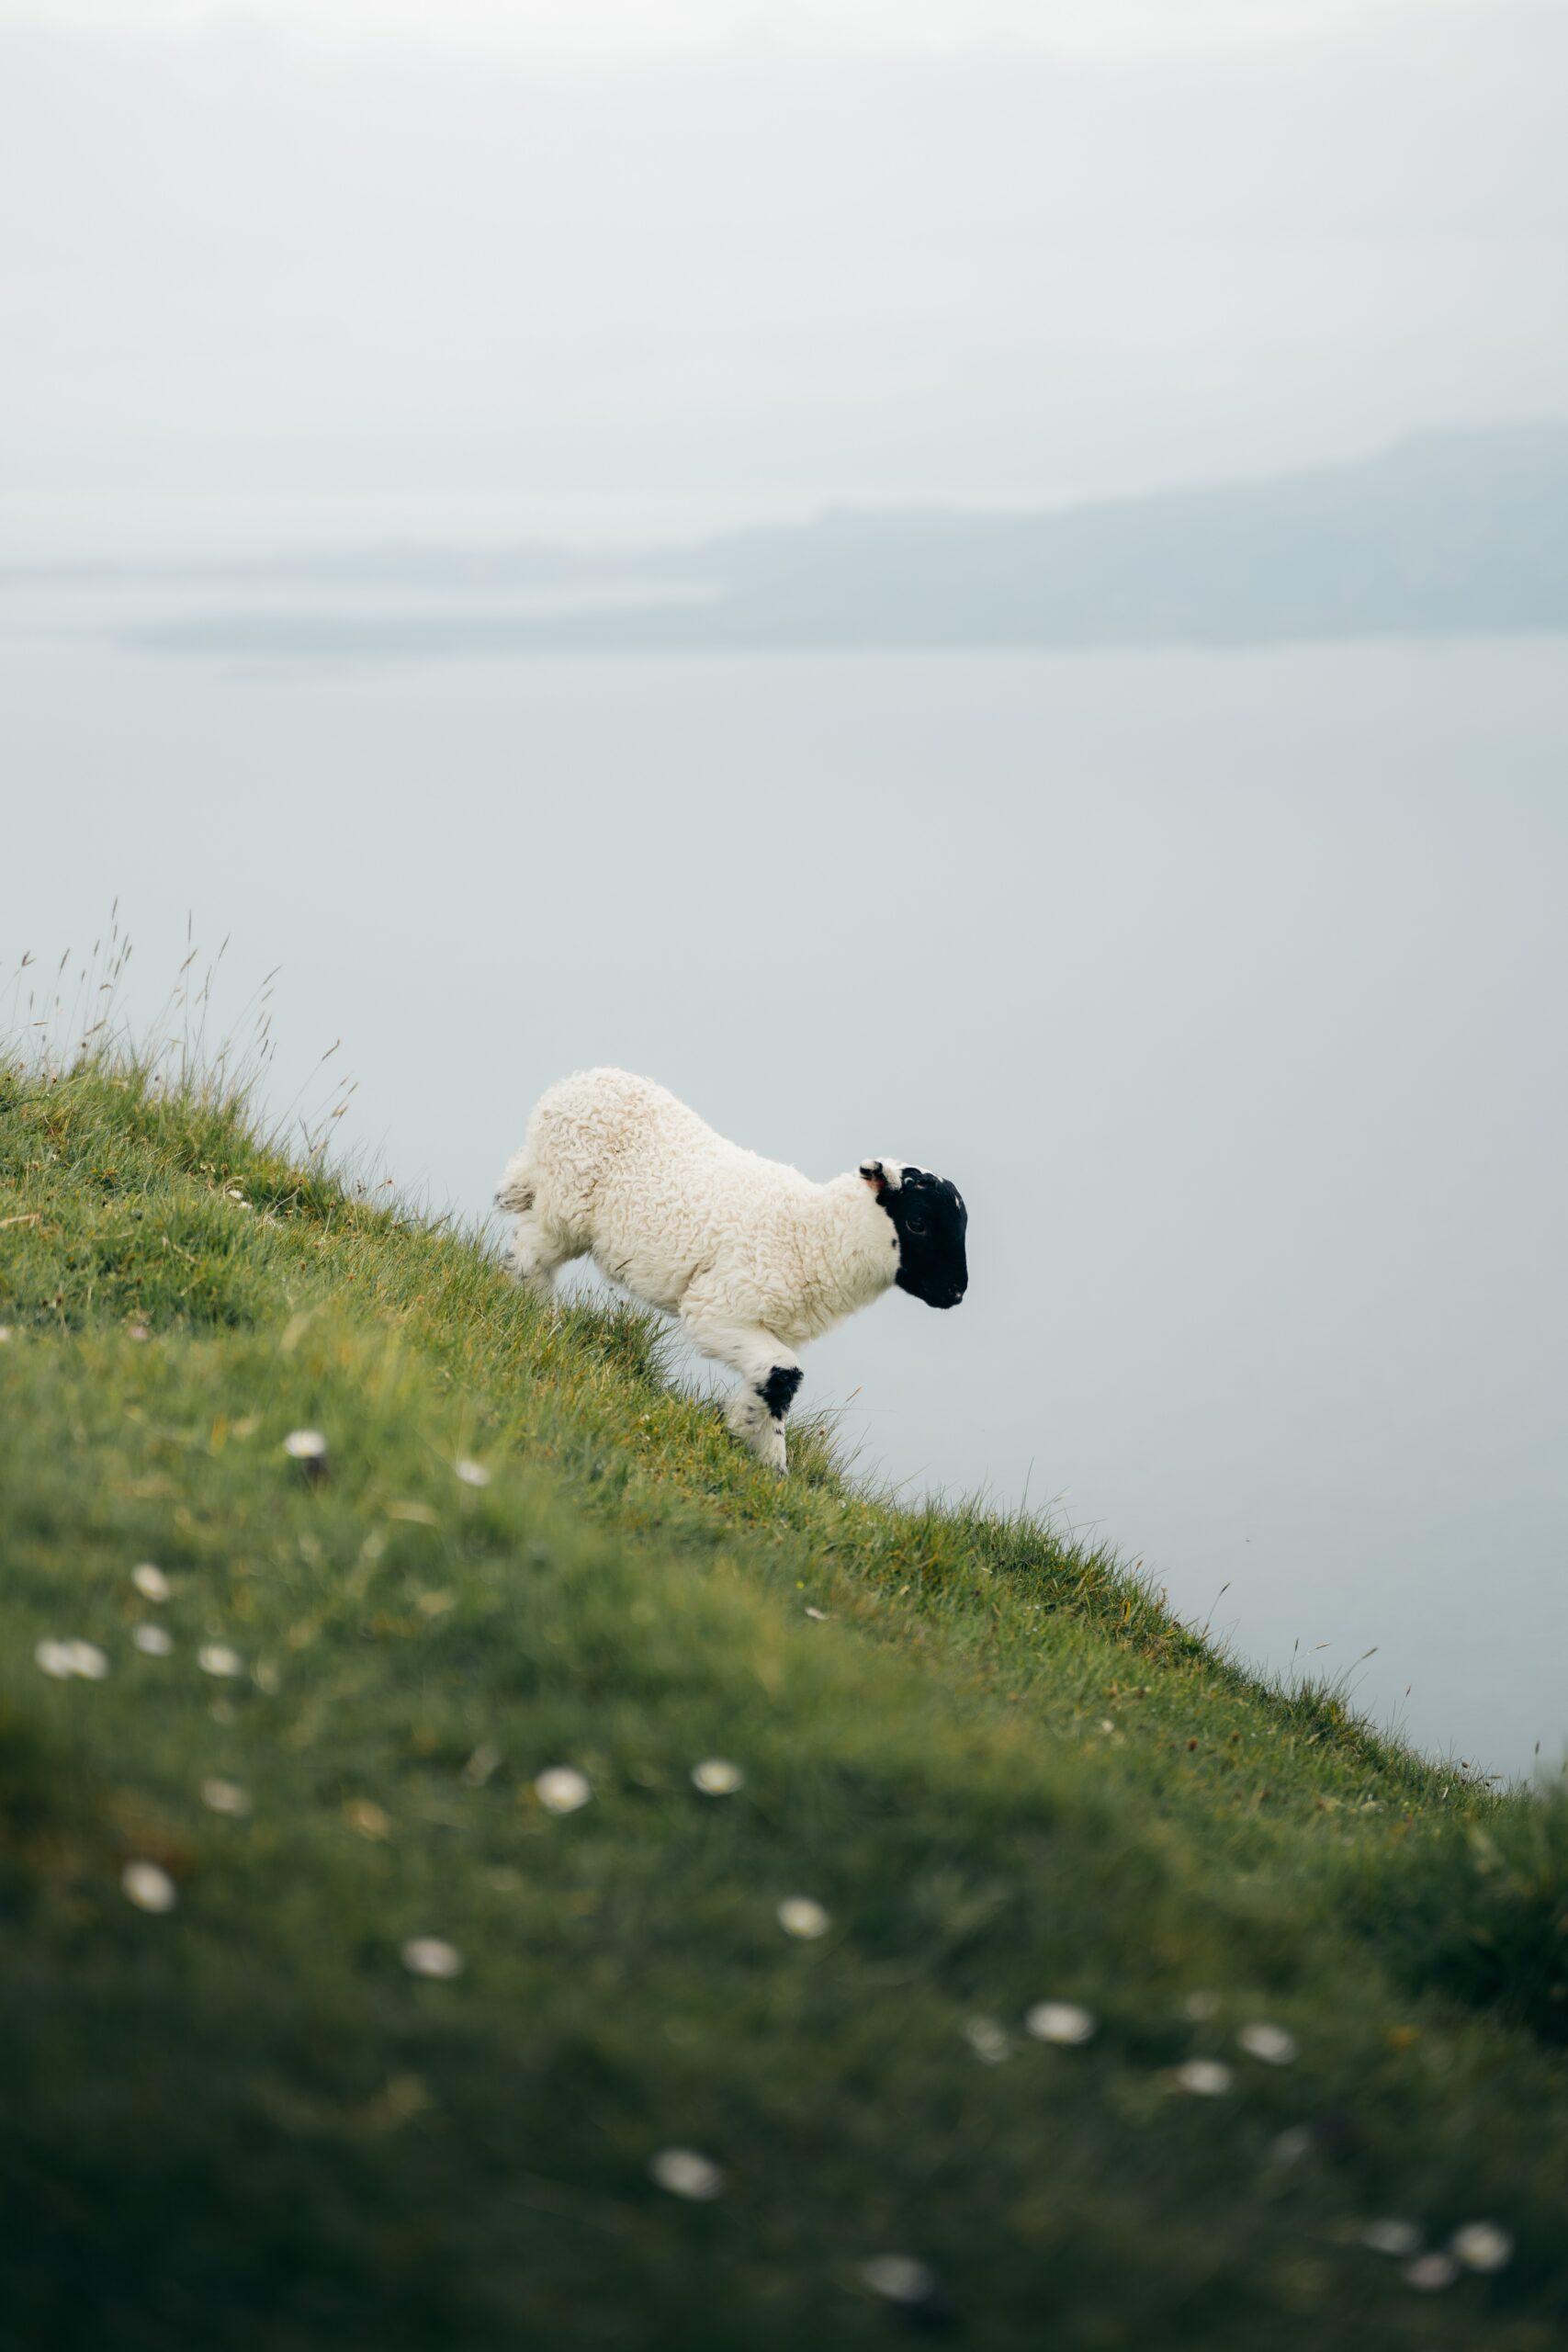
[531, 1069, 808, 1268]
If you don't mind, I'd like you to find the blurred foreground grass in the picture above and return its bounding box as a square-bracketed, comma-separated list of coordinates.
[2, 1058, 1566, 2349]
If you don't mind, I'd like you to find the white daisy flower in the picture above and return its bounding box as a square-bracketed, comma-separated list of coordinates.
[460, 1742, 502, 1789]
[860, 2256, 937, 2306]
[283, 1429, 329, 1470]
[1361, 2220, 1422, 2258]
[535, 1767, 592, 1815]
[1175, 2058, 1233, 2097]
[1450, 2222, 1512, 2273]
[38, 1638, 110, 1679]
[198, 1644, 243, 1679]
[122, 1860, 177, 1913]
[132, 1563, 171, 1602]
[133, 1624, 174, 1657]
[649, 2147, 725, 2200]
[1403, 2253, 1459, 2292]
[401, 1937, 464, 1979]
[201, 1779, 251, 1815]
[777, 1897, 830, 1939]
[1025, 2001, 1097, 2046]
[691, 1758, 744, 1795]
[1237, 2021, 1298, 2065]
[455, 1458, 491, 1487]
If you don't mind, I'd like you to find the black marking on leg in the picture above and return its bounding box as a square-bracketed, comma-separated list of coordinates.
[760, 1364, 804, 1421]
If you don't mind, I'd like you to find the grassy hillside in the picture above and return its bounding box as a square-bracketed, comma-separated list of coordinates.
[3, 1057, 1566, 2349]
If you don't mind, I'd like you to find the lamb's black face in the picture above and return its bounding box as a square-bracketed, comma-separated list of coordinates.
[867, 1164, 968, 1309]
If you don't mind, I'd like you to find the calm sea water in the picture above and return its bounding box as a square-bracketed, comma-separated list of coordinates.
[4, 582, 1564, 1778]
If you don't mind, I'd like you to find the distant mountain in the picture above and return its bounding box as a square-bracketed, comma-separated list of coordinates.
[656, 422, 1568, 650]
[53, 422, 1568, 656]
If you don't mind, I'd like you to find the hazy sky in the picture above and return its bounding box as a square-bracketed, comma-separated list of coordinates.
[3, 0, 1565, 550]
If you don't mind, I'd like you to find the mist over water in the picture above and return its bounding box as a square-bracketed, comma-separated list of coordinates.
[4, 586, 1564, 1779]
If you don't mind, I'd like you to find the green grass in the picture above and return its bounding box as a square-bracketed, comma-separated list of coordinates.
[3, 1056, 1566, 2348]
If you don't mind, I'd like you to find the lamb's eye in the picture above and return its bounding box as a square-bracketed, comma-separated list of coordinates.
[906, 1215, 927, 1235]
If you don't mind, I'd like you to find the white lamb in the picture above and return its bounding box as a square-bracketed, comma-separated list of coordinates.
[496, 1069, 968, 1472]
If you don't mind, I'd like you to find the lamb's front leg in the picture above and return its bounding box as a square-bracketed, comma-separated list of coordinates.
[680, 1309, 803, 1474]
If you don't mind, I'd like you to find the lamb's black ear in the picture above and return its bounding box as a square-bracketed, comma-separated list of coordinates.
[859, 1159, 904, 1193]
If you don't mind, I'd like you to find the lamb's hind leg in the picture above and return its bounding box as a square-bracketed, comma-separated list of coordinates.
[504, 1215, 574, 1306]
[495, 1164, 576, 1307]
[680, 1309, 803, 1474]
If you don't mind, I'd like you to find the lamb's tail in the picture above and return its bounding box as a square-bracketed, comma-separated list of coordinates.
[494, 1153, 536, 1214]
